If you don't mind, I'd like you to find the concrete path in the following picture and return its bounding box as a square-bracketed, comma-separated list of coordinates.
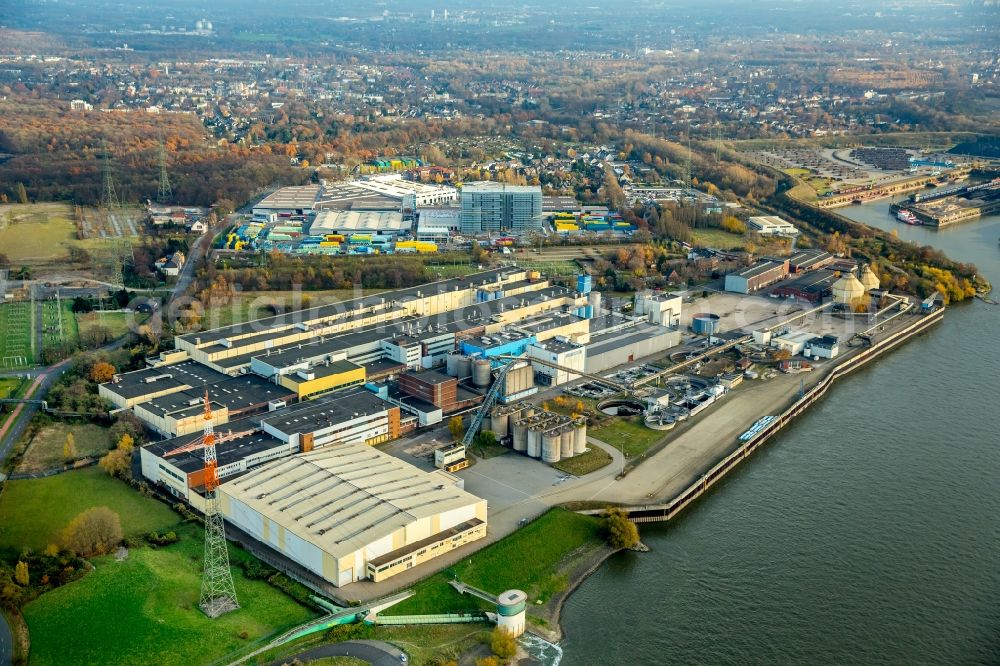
[270, 640, 406, 666]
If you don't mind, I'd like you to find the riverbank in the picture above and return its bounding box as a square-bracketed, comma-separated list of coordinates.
[537, 308, 946, 646]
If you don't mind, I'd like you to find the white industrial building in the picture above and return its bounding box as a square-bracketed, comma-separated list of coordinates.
[527, 338, 586, 386]
[634, 291, 683, 327]
[748, 215, 799, 236]
[309, 210, 410, 236]
[219, 445, 487, 586]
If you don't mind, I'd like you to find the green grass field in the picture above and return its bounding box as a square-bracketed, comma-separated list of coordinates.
[689, 228, 745, 250]
[383, 508, 600, 616]
[589, 416, 667, 458]
[0, 203, 78, 262]
[551, 442, 613, 476]
[0, 377, 27, 399]
[16, 423, 112, 473]
[76, 310, 136, 341]
[0, 301, 35, 367]
[0, 467, 180, 552]
[40, 299, 79, 350]
[22, 522, 317, 666]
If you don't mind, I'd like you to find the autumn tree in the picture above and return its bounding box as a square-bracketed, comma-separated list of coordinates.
[601, 507, 640, 549]
[448, 415, 465, 442]
[61, 507, 123, 556]
[89, 361, 116, 384]
[99, 435, 134, 478]
[491, 627, 518, 660]
[14, 561, 29, 586]
[15, 182, 28, 204]
[63, 432, 77, 463]
[476, 658, 499, 666]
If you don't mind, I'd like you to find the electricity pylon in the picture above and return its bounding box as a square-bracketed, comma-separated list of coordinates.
[157, 141, 173, 203]
[198, 391, 240, 618]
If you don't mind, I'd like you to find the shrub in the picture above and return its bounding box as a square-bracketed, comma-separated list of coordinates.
[600, 507, 640, 550]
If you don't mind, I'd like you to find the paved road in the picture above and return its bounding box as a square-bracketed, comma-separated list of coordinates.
[0, 609, 12, 666]
[270, 640, 406, 666]
[170, 216, 230, 303]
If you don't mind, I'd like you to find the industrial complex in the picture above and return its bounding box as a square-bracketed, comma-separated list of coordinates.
[107, 267, 686, 588]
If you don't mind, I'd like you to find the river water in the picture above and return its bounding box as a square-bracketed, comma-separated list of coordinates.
[560, 193, 1000, 664]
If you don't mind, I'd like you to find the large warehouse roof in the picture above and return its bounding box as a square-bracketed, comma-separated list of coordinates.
[221, 445, 483, 560]
[309, 210, 408, 235]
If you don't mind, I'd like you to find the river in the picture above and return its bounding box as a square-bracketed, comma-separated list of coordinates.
[559, 193, 1000, 665]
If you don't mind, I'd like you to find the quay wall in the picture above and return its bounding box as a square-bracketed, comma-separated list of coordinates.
[583, 309, 945, 524]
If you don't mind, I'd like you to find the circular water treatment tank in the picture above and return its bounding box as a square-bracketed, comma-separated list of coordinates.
[691, 313, 721, 335]
[598, 398, 646, 417]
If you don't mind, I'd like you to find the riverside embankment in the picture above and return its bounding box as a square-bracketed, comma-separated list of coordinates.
[579, 307, 944, 524]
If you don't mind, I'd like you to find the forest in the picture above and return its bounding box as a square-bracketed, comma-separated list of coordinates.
[0, 98, 307, 207]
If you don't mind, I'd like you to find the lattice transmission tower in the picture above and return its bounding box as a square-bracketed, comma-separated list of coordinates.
[157, 141, 173, 203]
[100, 151, 120, 211]
[198, 391, 240, 618]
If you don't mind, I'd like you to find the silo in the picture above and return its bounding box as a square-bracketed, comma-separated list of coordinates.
[455, 355, 472, 379]
[512, 419, 528, 452]
[541, 429, 561, 463]
[472, 358, 492, 387]
[588, 290, 602, 315]
[445, 352, 461, 377]
[491, 410, 510, 439]
[560, 426, 574, 458]
[573, 420, 588, 455]
[520, 404, 536, 419]
[526, 425, 543, 458]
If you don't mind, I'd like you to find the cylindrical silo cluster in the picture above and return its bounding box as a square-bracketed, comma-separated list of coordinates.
[559, 425, 574, 459]
[526, 423, 542, 458]
[489, 407, 510, 439]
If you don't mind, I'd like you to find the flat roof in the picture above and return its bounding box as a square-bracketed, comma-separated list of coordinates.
[586, 323, 673, 358]
[232, 285, 571, 373]
[732, 260, 787, 279]
[261, 388, 392, 435]
[530, 338, 580, 354]
[146, 423, 285, 475]
[220, 444, 484, 560]
[280, 360, 363, 386]
[516, 311, 583, 336]
[139, 375, 294, 416]
[309, 210, 408, 235]
[101, 360, 229, 401]
[255, 185, 321, 210]
[777, 269, 838, 292]
[402, 369, 455, 386]
[177, 267, 523, 347]
[461, 182, 541, 194]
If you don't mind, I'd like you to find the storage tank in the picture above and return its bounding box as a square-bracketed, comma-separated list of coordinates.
[541, 429, 561, 463]
[691, 313, 722, 336]
[560, 426, 575, 458]
[512, 419, 528, 453]
[445, 352, 461, 377]
[472, 358, 492, 387]
[859, 263, 880, 291]
[455, 355, 472, 379]
[495, 589, 527, 638]
[573, 420, 587, 455]
[491, 410, 510, 439]
[588, 290, 602, 315]
[520, 405, 536, 419]
[832, 273, 866, 306]
[526, 425, 543, 458]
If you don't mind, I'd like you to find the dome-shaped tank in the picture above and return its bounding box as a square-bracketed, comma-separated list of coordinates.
[859, 264, 880, 291]
[832, 273, 866, 306]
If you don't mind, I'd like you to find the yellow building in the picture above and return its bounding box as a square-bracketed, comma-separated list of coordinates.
[278, 360, 366, 400]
